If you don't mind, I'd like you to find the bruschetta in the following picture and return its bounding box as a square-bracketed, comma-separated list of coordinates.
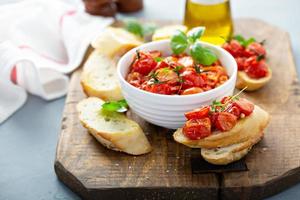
[173, 94, 270, 165]
[222, 35, 271, 91]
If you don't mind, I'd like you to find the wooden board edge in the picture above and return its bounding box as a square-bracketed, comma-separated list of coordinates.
[55, 159, 219, 200]
[54, 160, 90, 199]
[220, 166, 300, 200]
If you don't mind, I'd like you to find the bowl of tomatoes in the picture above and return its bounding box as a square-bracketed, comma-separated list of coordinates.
[117, 30, 237, 129]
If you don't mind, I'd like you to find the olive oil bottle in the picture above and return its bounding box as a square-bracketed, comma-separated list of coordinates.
[184, 0, 233, 45]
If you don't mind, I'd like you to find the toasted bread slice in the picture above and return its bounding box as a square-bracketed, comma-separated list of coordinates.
[77, 97, 152, 155]
[91, 27, 142, 57]
[80, 50, 123, 101]
[201, 131, 263, 165]
[173, 105, 270, 149]
[236, 67, 272, 91]
[152, 25, 188, 41]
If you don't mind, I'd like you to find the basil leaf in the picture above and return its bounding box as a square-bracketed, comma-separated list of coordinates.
[187, 27, 205, 43]
[233, 35, 256, 47]
[190, 42, 218, 66]
[102, 99, 128, 113]
[233, 35, 245, 44]
[124, 19, 144, 37]
[170, 30, 188, 55]
[244, 37, 256, 47]
[154, 57, 163, 62]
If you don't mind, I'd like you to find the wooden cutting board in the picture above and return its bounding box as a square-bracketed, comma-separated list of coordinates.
[54, 18, 300, 200]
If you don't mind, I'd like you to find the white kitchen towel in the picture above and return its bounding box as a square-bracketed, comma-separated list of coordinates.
[0, 0, 114, 123]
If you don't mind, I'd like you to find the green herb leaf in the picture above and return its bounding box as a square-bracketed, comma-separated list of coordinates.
[124, 19, 157, 38]
[190, 42, 218, 65]
[102, 99, 128, 113]
[170, 30, 189, 55]
[154, 57, 163, 62]
[233, 35, 245, 44]
[244, 37, 256, 47]
[187, 27, 205, 43]
[173, 66, 183, 75]
[124, 19, 144, 37]
[233, 35, 256, 47]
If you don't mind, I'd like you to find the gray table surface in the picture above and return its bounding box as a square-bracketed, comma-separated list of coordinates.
[0, 0, 299, 199]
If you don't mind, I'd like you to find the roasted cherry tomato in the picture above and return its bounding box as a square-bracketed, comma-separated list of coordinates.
[227, 105, 241, 118]
[181, 68, 206, 89]
[233, 98, 254, 116]
[245, 42, 266, 57]
[244, 57, 268, 78]
[215, 112, 237, 131]
[126, 72, 144, 87]
[222, 40, 244, 57]
[235, 57, 247, 70]
[132, 52, 157, 75]
[149, 50, 162, 58]
[184, 106, 210, 120]
[181, 87, 203, 95]
[156, 67, 179, 84]
[142, 83, 173, 95]
[183, 118, 212, 140]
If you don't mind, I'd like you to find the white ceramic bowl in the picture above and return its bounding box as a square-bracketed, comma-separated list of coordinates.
[117, 40, 237, 129]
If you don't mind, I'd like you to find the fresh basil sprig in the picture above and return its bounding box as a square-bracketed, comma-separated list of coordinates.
[170, 30, 189, 55]
[124, 19, 156, 38]
[102, 99, 128, 113]
[170, 27, 217, 66]
[233, 35, 256, 47]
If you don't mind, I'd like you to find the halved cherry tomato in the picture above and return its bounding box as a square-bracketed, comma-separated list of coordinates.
[183, 118, 212, 140]
[142, 83, 173, 95]
[156, 67, 179, 84]
[235, 57, 247, 70]
[181, 68, 206, 89]
[233, 98, 254, 116]
[126, 72, 143, 87]
[132, 52, 157, 75]
[149, 50, 162, 58]
[215, 112, 237, 131]
[184, 106, 210, 120]
[246, 42, 266, 57]
[221, 96, 231, 104]
[181, 87, 203, 95]
[227, 105, 241, 118]
[222, 40, 244, 57]
[244, 57, 268, 78]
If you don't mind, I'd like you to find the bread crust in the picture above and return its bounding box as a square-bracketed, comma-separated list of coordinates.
[173, 105, 270, 149]
[80, 51, 123, 101]
[236, 67, 272, 91]
[201, 131, 264, 165]
[77, 97, 152, 155]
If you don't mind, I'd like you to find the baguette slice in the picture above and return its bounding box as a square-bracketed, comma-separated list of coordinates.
[173, 105, 270, 149]
[81, 50, 123, 101]
[236, 67, 272, 91]
[201, 131, 264, 165]
[91, 27, 142, 57]
[152, 25, 188, 41]
[77, 97, 152, 155]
